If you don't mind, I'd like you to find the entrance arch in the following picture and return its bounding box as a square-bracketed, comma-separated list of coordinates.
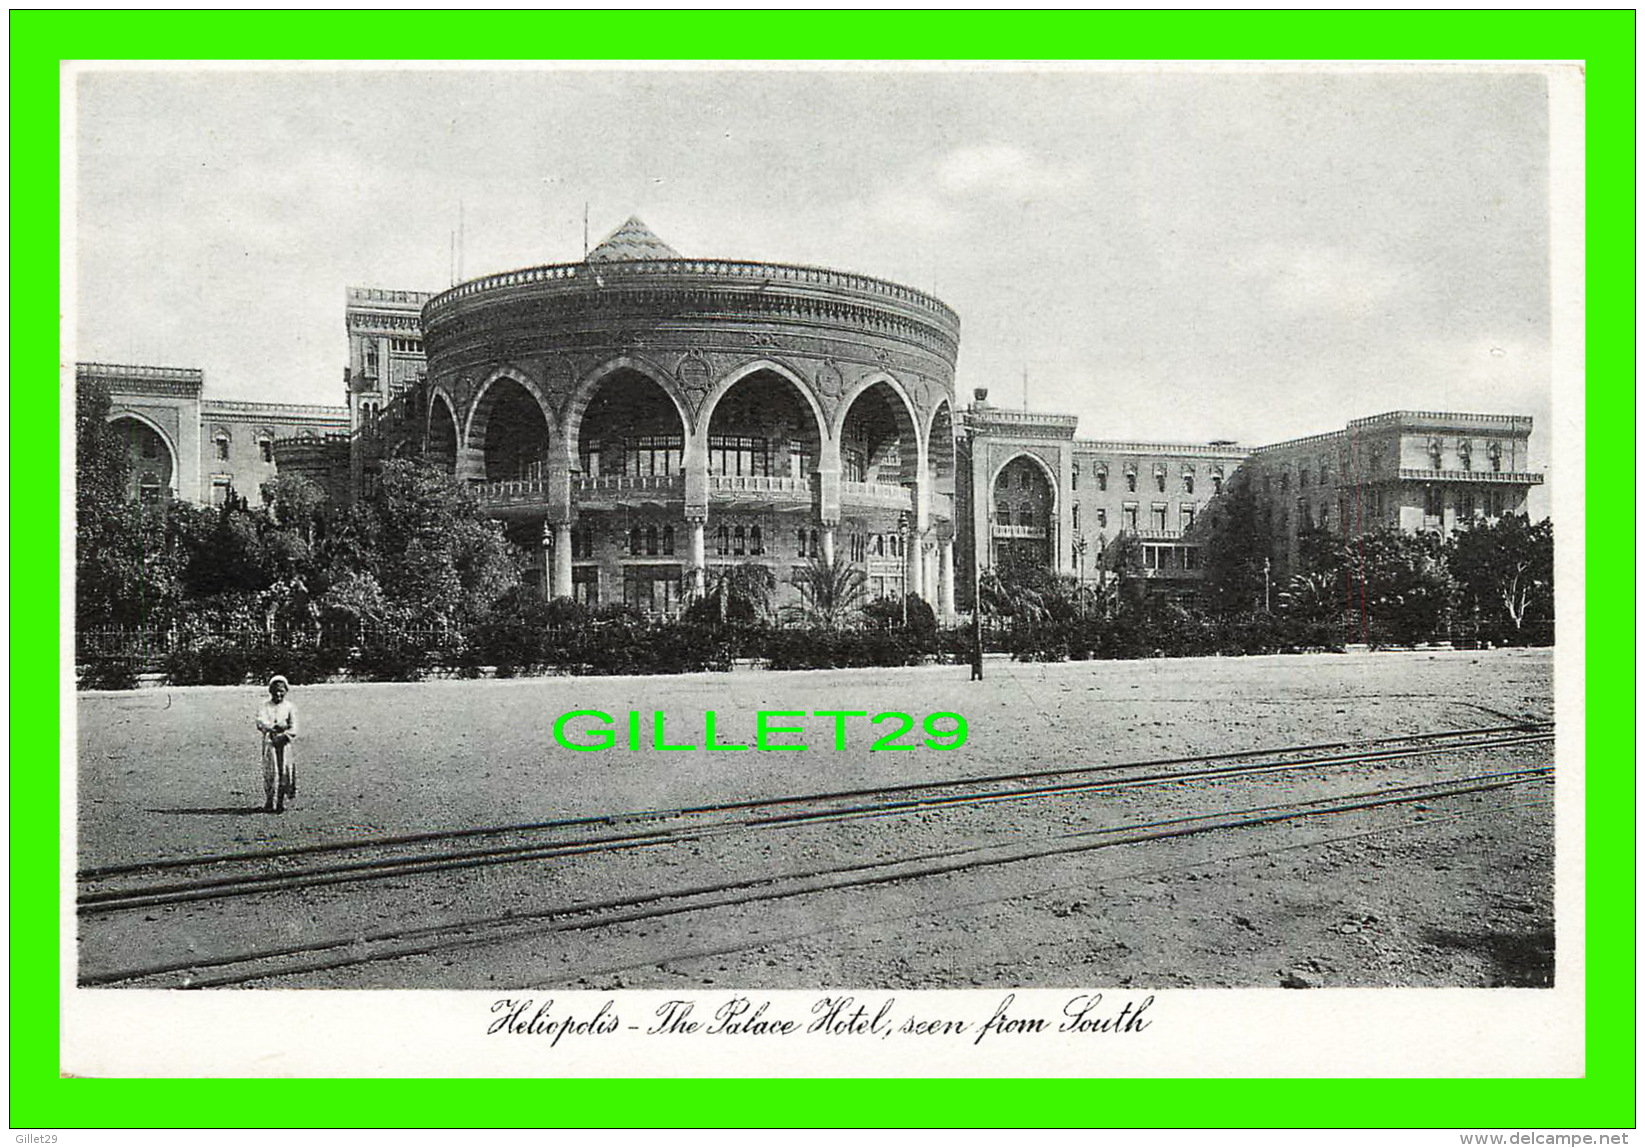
[468, 375, 553, 482]
[108, 413, 177, 503]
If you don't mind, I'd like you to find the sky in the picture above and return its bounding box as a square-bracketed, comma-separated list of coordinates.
[73, 64, 1560, 479]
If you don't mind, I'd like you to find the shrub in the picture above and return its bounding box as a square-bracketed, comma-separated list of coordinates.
[79, 658, 141, 691]
[167, 640, 253, 686]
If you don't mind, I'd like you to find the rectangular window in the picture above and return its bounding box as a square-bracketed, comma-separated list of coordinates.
[623, 566, 683, 615]
[1125, 473, 1137, 493]
[709, 435, 768, 477]
[211, 478, 232, 506]
[1097, 470, 1108, 492]
[1151, 504, 1168, 532]
[627, 436, 683, 477]
[1184, 547, 1199, 571]
[259, 440, 273, 464]
[789, 441, 814, 479]
[216, 438, 230, 461]
[572, 567, 599, 607]
[1425, 487, 1444, 517]
[1180, 505, 1195, 532]
[1122, 503, 1138, 531]
[1096, 508, 1107, 529]
[1072, 504, 1081, 531]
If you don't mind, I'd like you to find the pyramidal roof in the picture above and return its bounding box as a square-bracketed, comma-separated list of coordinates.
[586, 216, 683, 262]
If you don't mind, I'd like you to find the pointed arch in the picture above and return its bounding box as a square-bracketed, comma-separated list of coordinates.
[463, 366, 558, 455]
[832, 370, 925, 487]
[562, 354, 692, 449]
[698, 358, 829, 449]
[106, 410, 180, 497]
[988, 450, 1060, 516]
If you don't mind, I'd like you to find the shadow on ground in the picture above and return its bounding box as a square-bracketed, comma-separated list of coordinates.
[1423, 925, 1555, 987]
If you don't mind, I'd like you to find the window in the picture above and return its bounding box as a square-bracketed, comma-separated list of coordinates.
[581, 441, 603, 478]
[1318, 457, 1330, 484]
[789, 441, 814, 479]
[1180, 505, 1195, 532]
[646, 526, 659, 556]
[1020, 507, 1035, 528]
[628, 436, 684, 477]
[1096, 508, 1107, 529]
[215, 434, 231, 462]
[733, 525, 746, 556]
[1071, 463, 1080, 491]
[1151, 503, 1168, 532]
[1072, 505, 1081, 531]
[850, 533, 866, 562]
[1125, 471, 1137, 493]
[709, 435, 768, 477]
[211, 477, 232, 506]
[1425, 487, 1444, 517]
[1458, 491, 1476, 518]
[1123, 503, 1138, 531]
[749, 525, 763, 556]
[259, 438, 274, 464]
[572, 566, 599, 606]
[1183, 472, 1195, 495]
[1096, 467, 1108, 492]
[841, 447, 867, 483]
[996, 501, 1011, 525]
[138, 473, 163, 505]
[716, 525, 730, 556]
[631, 526, 645, 556]
[663, 525, 676, 555]
[1154, 466, 1167, 493]
[363, 341, 379, 377]
[141, 434, 159, 460]
[1018, 470, 1030, 491]
[872, 534, 885, 557]
[1211, 472, 1224, 496]
[1300, 468, 1310, 490]
[623, 567, 684, 615]
[1184, 547, 1200, 571]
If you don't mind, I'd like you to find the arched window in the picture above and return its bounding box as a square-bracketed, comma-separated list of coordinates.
[1071, 463, 1080, 491]
[663, 525, 676, 555]
[1183, 470, 1195, 495]
[872, 534, 885, 557]
[716, 525, 730, 556]
[1096, 466, 1108, 492]
[630, 525, 644, 556]
[1211, 473, 1224, 496]
[1153, 465, 1167, 493]
[1072, 505, 1081, 531]
[645, 525, 658, 556]
[733, 525, 746, 556]
[214, 432, 231, 462]
[750, 525, 763, 555]
[258, 436, 274, 464]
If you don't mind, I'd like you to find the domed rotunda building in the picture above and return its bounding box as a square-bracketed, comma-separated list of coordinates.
[418, 217, 963, 617]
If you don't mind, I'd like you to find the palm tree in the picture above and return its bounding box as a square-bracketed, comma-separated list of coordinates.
[787, 555, 869, 629]
[687, 562, 776, 627]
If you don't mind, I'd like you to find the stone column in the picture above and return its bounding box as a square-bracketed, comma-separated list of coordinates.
[939, 537, 956, 621]
[543, 526, 559, 599]
[821, 525, 836, 567]
[553, 523, 573, 599]
[689, 515, 707, 594]
[906, 529, 925, 600]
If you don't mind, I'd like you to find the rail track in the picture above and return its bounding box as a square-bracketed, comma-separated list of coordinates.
[78, 722, 1553, 989]
[77, 722, 1551, 916]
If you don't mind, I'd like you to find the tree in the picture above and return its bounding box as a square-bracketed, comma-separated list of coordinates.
[1447, 515, 1554, 636]
[1200, 476, 1268, 616]
[787, 555, 869, 628]
[1339, 528, 1458, 645]
[339, 458, 522, 627]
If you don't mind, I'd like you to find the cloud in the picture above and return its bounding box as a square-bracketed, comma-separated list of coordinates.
[935, 145, 1085, 201]
[1234, 243, 1408, 319]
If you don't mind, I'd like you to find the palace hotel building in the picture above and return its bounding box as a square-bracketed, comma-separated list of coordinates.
[87, 218, 1544, 615]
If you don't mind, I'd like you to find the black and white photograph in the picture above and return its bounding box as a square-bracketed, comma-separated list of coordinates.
[67, 61, 1578, 1077]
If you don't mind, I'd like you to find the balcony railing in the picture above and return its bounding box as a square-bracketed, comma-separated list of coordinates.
[473, 477, 550, 505]
[1396, 468, 1544, 484]
[840, 480, 913, 509]
[576, 473, 683, 494]
[708, 474, 810, 496]
[991, 524, 1047, 539]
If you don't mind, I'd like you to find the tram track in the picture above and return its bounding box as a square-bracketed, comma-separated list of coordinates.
[77, 723, 1552, 916]
[81, 764, 1552, 988]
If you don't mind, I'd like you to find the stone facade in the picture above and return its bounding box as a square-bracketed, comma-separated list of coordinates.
[84, 362, 348, 506]
[80, 218, 1545, 619]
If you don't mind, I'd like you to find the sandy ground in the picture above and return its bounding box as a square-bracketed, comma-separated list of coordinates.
[76, 648, 1555, 989]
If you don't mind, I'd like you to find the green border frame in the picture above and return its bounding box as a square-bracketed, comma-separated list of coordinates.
[13, 10, 1634, 1130]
